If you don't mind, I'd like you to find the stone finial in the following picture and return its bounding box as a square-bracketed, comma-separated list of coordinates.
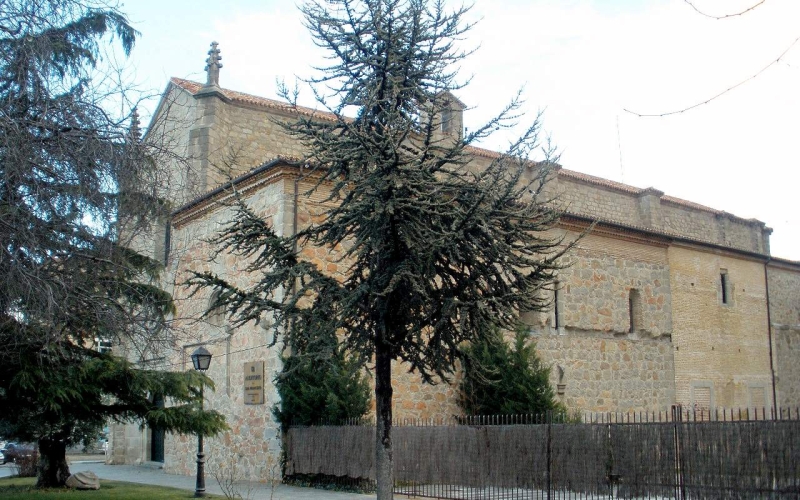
[128, 107, 141, 142]
[205, 41, 223, 87]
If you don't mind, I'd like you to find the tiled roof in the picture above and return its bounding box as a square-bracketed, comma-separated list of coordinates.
[169, 77, 764, 227]
[558, 168, 641, 195]
[170, 77, 338, 122]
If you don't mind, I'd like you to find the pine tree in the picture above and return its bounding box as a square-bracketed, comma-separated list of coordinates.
[190, 1, 571, 498]
[459, 326, 562, 417]
[0, 0, 227, 486]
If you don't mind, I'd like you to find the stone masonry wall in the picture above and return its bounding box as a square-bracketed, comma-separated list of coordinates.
[534, 330, 675, 413]
[557, 178, 642, 228]
[557, 232, 673, 337]
[767, 265, 800, 407]
[525, 230, 676, 413]
[553, 175, 767, 255]
[207, 100, 306, 189]
[660, 203, 765, 254]
[159, 180, 289, 481]
[668, 245, 773, 409]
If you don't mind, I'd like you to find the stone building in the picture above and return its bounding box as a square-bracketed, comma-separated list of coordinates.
[109, 44, 800, 480]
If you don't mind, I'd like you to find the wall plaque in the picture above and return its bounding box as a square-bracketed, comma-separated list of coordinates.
[243, 361, 265, 405]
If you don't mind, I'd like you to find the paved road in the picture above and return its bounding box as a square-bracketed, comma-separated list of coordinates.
[0, 461, 375, 499]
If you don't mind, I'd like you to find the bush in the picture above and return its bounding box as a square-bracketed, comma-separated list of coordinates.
[12, 451, 38, 478]
[459, 325, 563, 416]
[273, 346, 370, 430]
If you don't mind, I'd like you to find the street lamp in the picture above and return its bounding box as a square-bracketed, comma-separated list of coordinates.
[191, 346, 212, 498]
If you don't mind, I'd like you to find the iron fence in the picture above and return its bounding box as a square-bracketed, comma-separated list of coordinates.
[284, 407, 800, 499]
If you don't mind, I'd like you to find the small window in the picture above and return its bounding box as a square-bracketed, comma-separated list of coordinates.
[208, 291, 225, 328]
[163, 222, 171, 265]
[720, 270, 730, 305]
[95, 337, 112, 354]
[553, 282, 561, 329]
[441, 108, 453, 134]
[628, 289, 642, 333]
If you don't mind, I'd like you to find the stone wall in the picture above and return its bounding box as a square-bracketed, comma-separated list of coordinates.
[107, 422, 151, 465]
[552, 173, 768, 255]
[661, 202, 766, 254]
[147, 85, 204, 207]
[533, 329, 675, 412]
[767, 264, 800, 407]
[156, 179, 289, 480]
[557, 232, 672, 337]
[668, 245, 773, 409]
[207, 100, 306, 188]
[557, 178, 642, 228]
[526, 230, 676, 413]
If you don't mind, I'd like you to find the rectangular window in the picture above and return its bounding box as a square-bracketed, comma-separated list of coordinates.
[163, 222, 171, 264]
[553, 283, 560, 330]
[720, 270, 729, 305]
[628, 289, 642, 333]
[95, 337, 112, 354]
[441, 108, 453, 134]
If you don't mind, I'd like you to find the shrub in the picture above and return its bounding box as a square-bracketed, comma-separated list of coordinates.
[459, 325, 563, 417]
[273, 346, 370, 430]
[12, 451, 38, 478]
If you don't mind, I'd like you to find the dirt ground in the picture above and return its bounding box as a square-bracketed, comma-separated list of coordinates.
[67, 454, 106, 463]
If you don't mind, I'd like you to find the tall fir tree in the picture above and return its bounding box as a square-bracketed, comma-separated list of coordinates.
[190, 1, 571, 498]
[0, 0, 227, 486]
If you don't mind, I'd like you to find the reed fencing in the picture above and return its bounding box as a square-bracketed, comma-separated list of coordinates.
[285, 406, 800, 499]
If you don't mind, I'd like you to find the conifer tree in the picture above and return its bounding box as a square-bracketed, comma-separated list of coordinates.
[459, 326, 562, 417]
[0, 0, 227, 486]
[190, 1, 571, 498]
[273, 345, 371, 430]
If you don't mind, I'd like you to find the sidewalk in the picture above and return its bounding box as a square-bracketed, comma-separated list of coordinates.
[2, 462, 376, 500]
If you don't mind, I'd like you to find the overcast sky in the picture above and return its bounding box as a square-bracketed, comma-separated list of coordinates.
[122, 0, 800, 260]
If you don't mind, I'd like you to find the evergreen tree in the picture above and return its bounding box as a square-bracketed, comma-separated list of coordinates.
[459, 326, 562, 416]
[273, 347, 371, 430]
[0, 0, 227, 486]
[190, 1, 571, 498]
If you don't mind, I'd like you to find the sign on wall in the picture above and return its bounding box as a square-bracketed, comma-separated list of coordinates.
[243, 361, 265, 405]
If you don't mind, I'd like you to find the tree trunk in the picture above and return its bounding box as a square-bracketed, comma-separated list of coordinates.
[36, 438, 71, 488]
[375, 345, 393, 500]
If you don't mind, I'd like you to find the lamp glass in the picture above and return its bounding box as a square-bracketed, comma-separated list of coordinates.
[191, 347, 212, 371]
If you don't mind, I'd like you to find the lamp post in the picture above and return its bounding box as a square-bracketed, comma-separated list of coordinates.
[191, 346, 212, 498]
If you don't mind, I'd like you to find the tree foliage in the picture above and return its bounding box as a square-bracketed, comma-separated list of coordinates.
[273, 342, 371, 431]
[459, 326, 562, 416]
[189, 1, 571, 498]
[0, 0, 226, 487]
